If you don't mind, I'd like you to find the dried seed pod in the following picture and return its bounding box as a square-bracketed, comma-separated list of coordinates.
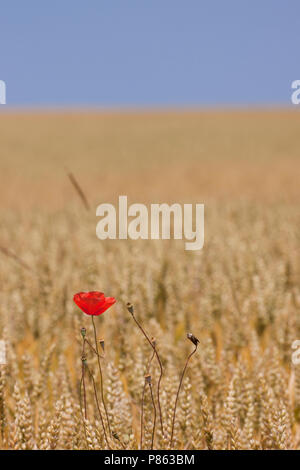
[187, 333, 200, 346]
[126, 302, 134, 314]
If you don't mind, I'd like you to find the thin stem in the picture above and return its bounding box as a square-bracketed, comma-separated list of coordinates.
[148, 382, 156, 450]
[169, 344, 198, 448]
[84, 338, 104, 358]
[85, 364, 110, 449]
[0, 245, 34, 273]
[79, 336, 88, 446]
[140, 385, 146, 450]
[140, 350, 155, 449]
[91, 316, 111, 436]
[79, 377, 88, 448]
[67, 171, 90, 211]
[130, 311, 164, 437]
[80, 341, 87, 420]
[112, 433, 126, 450]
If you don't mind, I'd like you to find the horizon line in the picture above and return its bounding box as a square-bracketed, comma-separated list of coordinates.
[0, 103, 298, 115]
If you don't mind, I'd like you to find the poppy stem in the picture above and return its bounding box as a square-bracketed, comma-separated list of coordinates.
[79, 376, 89, 450]
[84, 338, 104, 358]
[91, 316, 112, 437]
[140, 349, 155, 449]
[112, 432, 126, 450]
[85, 363, 110, 449]
[148, 380, 156, 450]
[127, 304, 164, 438]
[169, 343, 198, 449]
[80, 340, 87, 420]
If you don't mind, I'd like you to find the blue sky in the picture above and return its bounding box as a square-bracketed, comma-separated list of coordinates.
[0, 1, 299, 107]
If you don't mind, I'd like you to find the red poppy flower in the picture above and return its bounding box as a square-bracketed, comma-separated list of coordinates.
[73, 291, 116, 316]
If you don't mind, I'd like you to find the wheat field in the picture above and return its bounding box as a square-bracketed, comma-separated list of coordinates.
[0, 109, 300, 450]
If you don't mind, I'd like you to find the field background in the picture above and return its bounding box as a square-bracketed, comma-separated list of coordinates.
[1, 109, 300, 208]
[0, 109, 300, 450]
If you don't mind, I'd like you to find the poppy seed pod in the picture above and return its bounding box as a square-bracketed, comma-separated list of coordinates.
[187, 333, 200, 346]
[81, 327, 86, 338]
[126, 302, 134, 314]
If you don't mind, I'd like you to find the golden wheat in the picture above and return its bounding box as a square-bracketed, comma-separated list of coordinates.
[0, 110, 299, 450]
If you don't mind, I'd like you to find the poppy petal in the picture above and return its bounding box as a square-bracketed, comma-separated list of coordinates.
[73, 291, 116, 316]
